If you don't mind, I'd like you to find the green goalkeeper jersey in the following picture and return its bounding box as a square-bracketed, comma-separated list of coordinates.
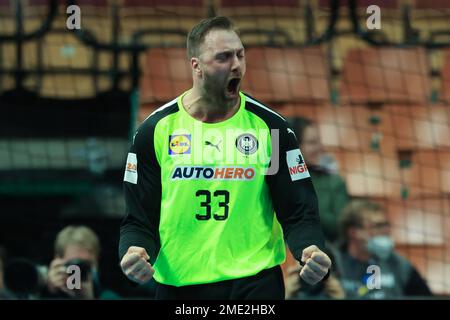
[120, 91, 325, 286]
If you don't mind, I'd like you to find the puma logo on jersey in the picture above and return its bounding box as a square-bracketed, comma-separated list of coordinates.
[287, 128, 296, 137]
[205, 140, 221, 152]
[132, 130, 139, 145]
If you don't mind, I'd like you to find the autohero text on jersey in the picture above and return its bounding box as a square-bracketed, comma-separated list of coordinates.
[171, 166, 256, 181]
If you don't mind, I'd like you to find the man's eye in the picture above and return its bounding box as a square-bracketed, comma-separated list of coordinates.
[218, 52, 234, 60]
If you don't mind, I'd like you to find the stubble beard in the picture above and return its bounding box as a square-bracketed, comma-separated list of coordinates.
[202, 72, 237, 110]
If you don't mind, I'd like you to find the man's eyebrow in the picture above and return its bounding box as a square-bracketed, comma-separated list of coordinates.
[215, 48, 245, 56]
[215, 50, 232, 56]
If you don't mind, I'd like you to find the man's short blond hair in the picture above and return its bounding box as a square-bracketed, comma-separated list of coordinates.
[187, 16, 236, 60]
[339, 200, 385, 245]
[54, 225, 100, 258]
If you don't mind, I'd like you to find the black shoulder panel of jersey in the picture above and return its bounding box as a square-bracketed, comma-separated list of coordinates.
[119, 100, 179, 264]
[244, 93, 286, 129]
[140, 100, 180, 136]
[244, 93, 326, 262]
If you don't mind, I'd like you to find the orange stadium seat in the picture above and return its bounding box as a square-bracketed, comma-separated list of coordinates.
[396, 244, 450, 295]
[384, 198, 449, 246]
[386, 105, 424, 150]
[414, 0, 450, 9]
[378, 195, 450, 295]
[282, 104, 320, 120]
[218, 0, 301, 17]
[280, 104, 400, 156]
[384, 104, 450, 150]
[268, 103, 307, 119]
[305, 104, 450, 152]
[329, 148, 450, 199]
[140, 47, 192, 104]
[441, 49, 450, 103]
[286, 104, 397, 154]
[140, 46, 330, 107]
[242, 46, 330, 104]
[340, 47, 431, 105]
[331, 150, 402, 198]
[121, 0, 206, 17]
[318, 0, 400, 9]
[405, 150, 450, 195]
[380, 197, 450, 294]
[119, 0, 206, 46]
[217, 0, 310, 45]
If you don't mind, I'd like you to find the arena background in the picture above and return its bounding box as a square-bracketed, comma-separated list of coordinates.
[0, 0, 449, 299]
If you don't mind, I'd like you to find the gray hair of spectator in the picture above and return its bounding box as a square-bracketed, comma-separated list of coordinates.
[288, 117, 313, 145]
[54, 225, 100, 258]
[339, 200, 385, 246]
[187, 16, 237, 60]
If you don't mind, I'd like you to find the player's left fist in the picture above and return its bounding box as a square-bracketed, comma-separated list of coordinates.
[299, 245, 332, 285]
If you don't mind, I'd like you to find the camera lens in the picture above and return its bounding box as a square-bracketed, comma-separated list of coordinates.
[65, 259, 92, 282]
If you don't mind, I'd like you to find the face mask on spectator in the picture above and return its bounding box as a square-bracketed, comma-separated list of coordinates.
[366, 235, 394, 260]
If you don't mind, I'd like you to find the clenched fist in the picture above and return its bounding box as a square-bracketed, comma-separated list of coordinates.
[120, 246, 155, 285]
[299, 245, 331, 285]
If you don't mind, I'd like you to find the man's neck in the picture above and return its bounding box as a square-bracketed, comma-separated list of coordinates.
[182, 87, 240, 123]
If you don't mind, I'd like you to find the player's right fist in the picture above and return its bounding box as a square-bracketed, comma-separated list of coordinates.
[120, 246, 155, 284]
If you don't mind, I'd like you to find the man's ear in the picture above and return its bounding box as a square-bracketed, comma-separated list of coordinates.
[191, 57, 202, 77]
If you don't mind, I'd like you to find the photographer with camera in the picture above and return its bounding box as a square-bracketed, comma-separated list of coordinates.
[44, 225, 118, 299]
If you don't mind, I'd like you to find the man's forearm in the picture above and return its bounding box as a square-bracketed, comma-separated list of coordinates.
[119, 224, 159, 264]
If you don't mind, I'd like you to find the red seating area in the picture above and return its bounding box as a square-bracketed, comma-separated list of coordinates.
[121, 0, 206, 17]
[218, 0, 301, 16]
[243, 46, 330, 104]
[340, 47, 430, 105]
[441, 49, 450, 104]
[140, 48, 192, 106]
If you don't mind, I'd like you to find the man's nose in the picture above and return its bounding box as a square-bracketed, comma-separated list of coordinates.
[231, 54, 241, 72]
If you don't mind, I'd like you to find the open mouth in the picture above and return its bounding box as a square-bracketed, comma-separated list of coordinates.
[227, 78, 241, 96]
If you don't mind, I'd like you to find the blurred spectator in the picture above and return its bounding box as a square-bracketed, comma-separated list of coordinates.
[332, 200, 432, 299]
[289, 117, 350, 242]
[3, 257, 47, 299]
[43, 225, 119, 299]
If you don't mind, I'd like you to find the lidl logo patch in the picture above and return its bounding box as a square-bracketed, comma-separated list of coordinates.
[169, 134, 191, 155]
